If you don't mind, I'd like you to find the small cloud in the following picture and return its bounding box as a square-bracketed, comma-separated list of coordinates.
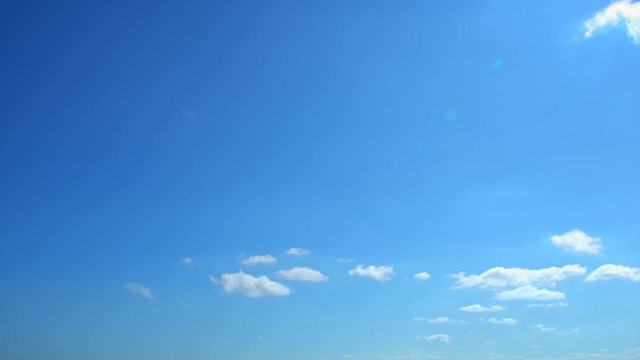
[550, 229, 603, 255]
[526, 302, 568, 308]
[348, 265, 394, 282]
[428, 316, 454, 324]
[241, 255, 277, 266]
[176, 298, 190, 308]
[210, 271, 290, 298]
[124, 283, 154, 300]
[181, 257, 194, 266]
[276, 267, 328, 282]
[495, 285, 566, 301]
[583, 0, 640, 44]
[586, 264, 640, 282]
[286, 247, 310, 256]
[417, 334, 450, 343]
[534, 323, 556, 332]
[459, 304, 505, 313]
[487, 317, 518, 326]
[340, 355, 357, 360]
[413, 272, 431, 281]
[336, 258, 355, 263]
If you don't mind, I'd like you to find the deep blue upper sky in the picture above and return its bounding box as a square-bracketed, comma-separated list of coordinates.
[1, 1, 639, 360]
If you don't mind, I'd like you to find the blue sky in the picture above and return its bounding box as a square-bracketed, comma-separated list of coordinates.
[0, 1, 639, 359]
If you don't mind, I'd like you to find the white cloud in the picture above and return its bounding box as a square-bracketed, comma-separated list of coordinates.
[286, 247, 310, 256]
[584, 0, 640, 44]
[550, 230, 603, 255]
[276, 267, 328, 282]
[413, 272, 431, 281]
[487, 317, 518, 326]
[452, 265, 587, 289]
[242, 255, 277, 266]
[348, 265, 394, 282]
[428, 316, 454, 324]
[534, 323, 557, 332]
[210, 271, 290, 298]
[124, 283, 154, 300]
[495, 285, 566, 301]
[181, 257, 194, 266]
[415, 316, 464, 324]
[421, 334, 450, 343]
[585, 264, 640, 282]
[526, 302, 569, 308]
[459, 304, 505, 313]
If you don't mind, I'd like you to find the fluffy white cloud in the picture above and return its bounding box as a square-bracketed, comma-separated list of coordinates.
[495, 285, 566, 301]
[348, 265, 394, 282]
[585, 264, 640, 282]
[210, 271, 290, 298]
[534, 323, 557, 332]
[487, 317, 518, 326]
[181, 257, 193, 266]
[413, 272, 431, 281]
[242, 255, 277, 266]
[452, 265, 587, 289]
[124, 283, 154, 300]
[286, 247, 310, 256]
[551, 230, 603, 255]
[584, 0, 640, 44]
[526, 302, 569, 308]
[459, 304, 505, 313]
[276, 267, 328, 282]
[423, 334, 450, 343]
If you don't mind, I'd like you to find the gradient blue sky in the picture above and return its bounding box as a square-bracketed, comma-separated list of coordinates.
[1, 1, 639, 359]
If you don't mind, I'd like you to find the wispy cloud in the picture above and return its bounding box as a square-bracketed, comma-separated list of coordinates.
[181, 257, 194, 266]
[413, 316, 466, 325]
[459, 304, 505, 313]
[124, 283, 154, 300]
[276, 267, 328, 282]
[487, 317, 518, 326]
[550, 230, 602, 255]
[286, 247, 310, 256]
[584, 0, 640, 44]
[210, 271, 290, 298]
[534, 323, 557, 332]
[176, 298, 190, 308]
[526, 302, 569, 308]
[495, 285, 566, 301]
[586, 264, 640, 282]
[241, 255, 277, 266]
[348, 265, 394, 282]
[417, 334, 450, 343]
